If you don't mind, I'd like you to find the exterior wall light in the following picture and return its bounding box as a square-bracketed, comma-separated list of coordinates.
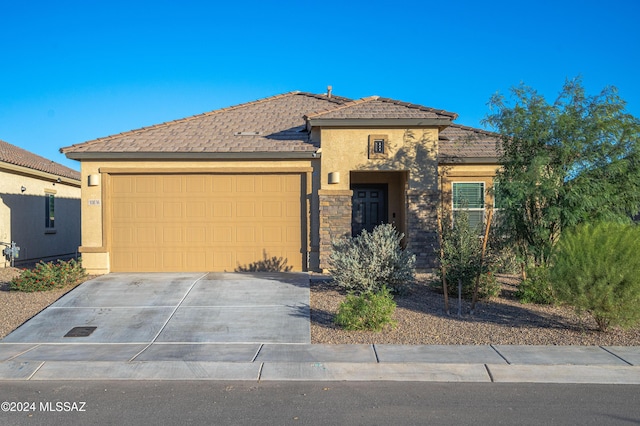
[88, 174, 100, 187]
[328, 172, 340, 184]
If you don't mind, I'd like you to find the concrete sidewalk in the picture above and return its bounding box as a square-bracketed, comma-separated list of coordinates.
[0, 272, 638, 383]
[0, 343, 638, 383]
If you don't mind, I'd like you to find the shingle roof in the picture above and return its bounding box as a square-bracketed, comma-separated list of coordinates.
[61, 91, 496, 161]
[306, 96, 458, 120]
[0, 139, 81, 180]
[61, 92, 350, 155]
[439, 124, 502, 160]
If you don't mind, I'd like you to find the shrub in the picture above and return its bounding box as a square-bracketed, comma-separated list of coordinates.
[334, 287, 397, 331]
[516, 266, 555, 304]
[10, 259, 86, 292]
[328, 224, 415, 294]
[479, 269, 501, 299]
[438, 209, 483, 299]
[550, 222, 640, 331]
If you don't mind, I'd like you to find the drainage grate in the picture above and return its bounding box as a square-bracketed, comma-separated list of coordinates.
[64, 326, 97, 337]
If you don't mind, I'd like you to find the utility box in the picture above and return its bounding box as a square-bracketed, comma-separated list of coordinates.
[2, 241, 20, 265]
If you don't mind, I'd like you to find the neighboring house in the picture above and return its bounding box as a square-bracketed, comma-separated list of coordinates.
[60, 91, 500, 275]
[0, 139, 81, 268]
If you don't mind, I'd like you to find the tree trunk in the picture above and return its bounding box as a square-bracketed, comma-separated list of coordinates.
[437, 214, 450, 315]
[471, 209, 493, 313]
[457, 277, 462, 317]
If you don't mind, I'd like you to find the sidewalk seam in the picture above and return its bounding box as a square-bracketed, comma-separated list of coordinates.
[490, 344, 511, 364]
[484, 364, 495, 382]
[252, 344, 264, 362]
[128, 273, 208, 362]
[26, 361, 46, 380]
[600, 346, 633, 366]
[257, 362, 264, 382]
[372, 344, 380, 363]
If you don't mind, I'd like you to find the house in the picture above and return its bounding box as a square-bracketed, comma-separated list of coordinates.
[0, 139, 81, 268]
[60, 91, 500, 275]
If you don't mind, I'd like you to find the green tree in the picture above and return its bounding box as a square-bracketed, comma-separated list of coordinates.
[484, 78, 640, 268]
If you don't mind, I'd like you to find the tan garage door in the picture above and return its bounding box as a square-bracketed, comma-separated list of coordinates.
[109, 173, 304, 272]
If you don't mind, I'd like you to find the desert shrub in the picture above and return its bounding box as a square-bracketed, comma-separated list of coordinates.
[10, 258, 86, 292]
[550, 222, 640, 331]
[438, 210, 483, 299]
[334, 287, 397, 331]
[516, 266, 555, 304]
[328, 224, 415, 294]
[479, 269, 501, 299]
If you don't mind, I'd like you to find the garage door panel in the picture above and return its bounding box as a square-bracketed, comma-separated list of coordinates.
[136, 227, 156, 244]
[135, 177, 157, 194]
[186, 176, 206, 193]
[186, 202, 206, 218]
[213, 202, 232, 218]
[163, 202, 183, 218]
[162, 176, 182, 193]
[110, 174, 304, 272]
[162, 228, 183, 243]
[135, 202, 156, 219]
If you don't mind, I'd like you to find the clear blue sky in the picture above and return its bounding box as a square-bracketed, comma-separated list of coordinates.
[2, 0, 638, 170]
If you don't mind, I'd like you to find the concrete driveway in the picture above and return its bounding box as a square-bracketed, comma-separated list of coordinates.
[2, 272, 310, 348]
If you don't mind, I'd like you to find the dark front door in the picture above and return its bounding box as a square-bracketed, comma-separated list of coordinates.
[351, 184, 388, 236]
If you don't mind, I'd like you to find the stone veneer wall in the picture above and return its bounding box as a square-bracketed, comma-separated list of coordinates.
[405, 189, 440, 270]
[318, 190, 353, 271]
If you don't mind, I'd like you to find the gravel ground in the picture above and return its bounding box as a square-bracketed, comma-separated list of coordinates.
[2, 267, 639, 345]
[311, 274, 640, 345]
[0, 267, 87, 339]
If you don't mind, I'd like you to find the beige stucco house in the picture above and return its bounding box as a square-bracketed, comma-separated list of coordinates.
[61, 91, 500, 275]
[1, 139, 81, 268]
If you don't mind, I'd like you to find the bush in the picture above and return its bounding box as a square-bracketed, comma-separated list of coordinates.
[334, 287, 397, 331]
[328, 224, 415, 294]
[10, 259, 86, 292]
[438, 209, 483, 299]
[550, 222, 640, 331]
[516, 266, 555, 304]
[479, 269, 501, 299]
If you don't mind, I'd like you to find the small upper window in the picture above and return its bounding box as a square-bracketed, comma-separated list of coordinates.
[45, 193, 55, 229]
[373, 139, 385, 154]
[368, 134, 388, 159]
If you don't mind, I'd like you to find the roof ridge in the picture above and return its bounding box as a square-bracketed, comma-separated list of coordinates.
[375, 97, 458, 119]
[305, 95, 459, 120]
[304, 96, 380, 119]
[60, 91, 313, 153]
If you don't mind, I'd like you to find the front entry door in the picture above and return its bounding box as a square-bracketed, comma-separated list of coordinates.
[351, 184, 388, 236]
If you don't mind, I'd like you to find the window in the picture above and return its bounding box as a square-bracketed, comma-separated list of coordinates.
[45, 193, 55, 229]
[452, 182, 485, 230]
[368, 134, 388, 159]
[373, 139, 385, 154]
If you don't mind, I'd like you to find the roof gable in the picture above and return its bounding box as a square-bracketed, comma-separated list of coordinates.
[0, 139, 80, 180]
[306, 96, 458, 121]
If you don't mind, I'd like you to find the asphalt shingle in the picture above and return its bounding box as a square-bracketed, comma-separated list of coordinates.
[0, 139, 80, 180]
[439, 124, 502, 160]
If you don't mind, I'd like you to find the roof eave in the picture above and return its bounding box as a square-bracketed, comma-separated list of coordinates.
[63, 151, 321, 161]
[0, 161, 81, 186]
[438, 156, 500, 164]
[307, 118, 453, 128]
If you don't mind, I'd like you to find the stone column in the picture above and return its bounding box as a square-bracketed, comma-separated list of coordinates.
[406, 189, 440, 270]
[318, 190, 353, 271]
